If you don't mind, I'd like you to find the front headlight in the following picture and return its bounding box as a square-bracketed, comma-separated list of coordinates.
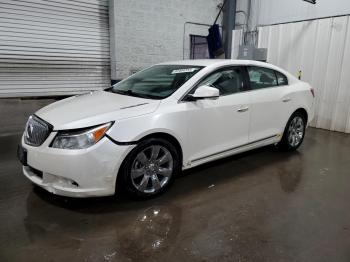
[51, 122, 113, 149]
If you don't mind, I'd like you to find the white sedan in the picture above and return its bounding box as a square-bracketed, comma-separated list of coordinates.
[18, 60, 315, 198]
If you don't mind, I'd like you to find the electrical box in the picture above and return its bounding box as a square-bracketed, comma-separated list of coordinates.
[238, 45, 267, 62]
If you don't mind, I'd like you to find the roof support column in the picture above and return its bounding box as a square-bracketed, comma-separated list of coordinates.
[222, 0, 237, 58]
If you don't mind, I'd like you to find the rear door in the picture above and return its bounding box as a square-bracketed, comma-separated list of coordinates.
[245, 66, 291, 142]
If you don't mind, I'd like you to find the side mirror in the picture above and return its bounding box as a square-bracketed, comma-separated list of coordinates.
[189, 85, 220, 100]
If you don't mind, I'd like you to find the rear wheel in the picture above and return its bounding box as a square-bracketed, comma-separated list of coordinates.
[278, 111, 306, 151]
[120, 138, 180, 199]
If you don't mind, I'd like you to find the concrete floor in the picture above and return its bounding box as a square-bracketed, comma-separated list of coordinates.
[1, 99, 350, 262]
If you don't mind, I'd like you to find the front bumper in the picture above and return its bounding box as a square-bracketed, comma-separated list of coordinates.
[21, 132, 134, 198]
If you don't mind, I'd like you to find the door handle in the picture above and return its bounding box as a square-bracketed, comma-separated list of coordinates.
[237, 106, 249, 112]
[282, 97, 291, 102]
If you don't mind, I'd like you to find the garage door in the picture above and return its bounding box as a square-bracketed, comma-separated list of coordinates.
[0, 0, 110, 97]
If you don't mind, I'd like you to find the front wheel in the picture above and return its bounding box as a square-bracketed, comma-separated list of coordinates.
[119, 138, 180, 199]
[278, 112, 306, 151]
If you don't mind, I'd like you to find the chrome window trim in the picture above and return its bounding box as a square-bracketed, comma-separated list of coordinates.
[178, 65, 292, 103]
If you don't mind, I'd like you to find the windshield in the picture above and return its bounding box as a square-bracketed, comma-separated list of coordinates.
[108, 65, 203, 99]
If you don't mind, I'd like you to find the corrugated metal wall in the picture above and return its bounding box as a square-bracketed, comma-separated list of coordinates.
[0, 0, 110, 97]
[258, 15, 350, 133]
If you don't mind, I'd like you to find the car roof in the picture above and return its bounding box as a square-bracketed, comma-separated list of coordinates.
[156, 59, 298, 83]
[157, 59, 270, 67]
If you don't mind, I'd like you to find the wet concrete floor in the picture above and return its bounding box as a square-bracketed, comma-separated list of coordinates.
[1, 99, 350, 261]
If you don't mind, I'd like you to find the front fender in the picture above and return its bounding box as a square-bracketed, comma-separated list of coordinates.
[106, 111, 190, 163]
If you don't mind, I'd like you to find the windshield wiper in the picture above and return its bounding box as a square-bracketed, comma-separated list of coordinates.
[133, 93, 162, 99]
[111, 89, 137, 97]
[113, 89, 160, 100]
[114, 89, 134, 96]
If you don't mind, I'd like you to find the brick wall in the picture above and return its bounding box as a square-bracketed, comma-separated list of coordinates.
[109, 0, 222, 80]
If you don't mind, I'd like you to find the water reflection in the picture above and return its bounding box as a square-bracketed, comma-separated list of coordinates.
[278, 152, 303, 193]
[119, 206, 181, 260]
[23, 191, 181, 261]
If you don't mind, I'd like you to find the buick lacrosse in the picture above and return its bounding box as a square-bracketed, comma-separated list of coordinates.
[18, 60, 314, 198]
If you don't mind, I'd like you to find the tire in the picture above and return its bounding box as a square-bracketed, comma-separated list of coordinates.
[119, 138, 180, 199]
[278, 111, 307, 151]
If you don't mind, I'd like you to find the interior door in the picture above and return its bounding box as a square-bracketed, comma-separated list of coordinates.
[246, 66, 289, 142]
[184, 66, 251, 163]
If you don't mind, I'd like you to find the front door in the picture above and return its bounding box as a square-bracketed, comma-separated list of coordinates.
[185, 66, 251, 163]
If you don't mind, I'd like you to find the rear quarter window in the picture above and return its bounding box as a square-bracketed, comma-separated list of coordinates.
[275, 71, 288, 86]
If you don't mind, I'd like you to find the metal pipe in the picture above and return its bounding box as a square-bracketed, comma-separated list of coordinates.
[236, 10, 248, 27]
[257, 13, 350, 28]
[236, 10, 248, 33]
[247, 0, 252, 30]
[213, 0, 227, 25]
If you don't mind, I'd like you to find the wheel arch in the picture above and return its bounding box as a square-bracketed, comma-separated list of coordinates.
[115, 131, 184, 194]
[137, 132, 184, 167]
[293, 108, 308, 123]
[280, 107, 309, 137]
[278, 107, 308, 151]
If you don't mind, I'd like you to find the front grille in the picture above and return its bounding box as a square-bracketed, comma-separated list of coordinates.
[24, 115, 52, 147]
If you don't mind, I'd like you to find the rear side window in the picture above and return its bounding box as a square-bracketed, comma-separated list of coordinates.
[275, 71, 288, 86]
[247, 66, 278, 90]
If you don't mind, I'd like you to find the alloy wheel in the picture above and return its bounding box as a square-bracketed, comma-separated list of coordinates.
[288, 116, 304, 147]
[131, 145, 174, 194]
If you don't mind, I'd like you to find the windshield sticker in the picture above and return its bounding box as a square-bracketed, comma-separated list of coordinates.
[171, 68, 199, 74]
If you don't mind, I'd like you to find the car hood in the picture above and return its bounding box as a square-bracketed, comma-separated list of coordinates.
[36, 91, 160, 130]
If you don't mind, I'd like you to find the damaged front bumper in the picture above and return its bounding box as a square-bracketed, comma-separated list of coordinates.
[20, 133, 134, 198]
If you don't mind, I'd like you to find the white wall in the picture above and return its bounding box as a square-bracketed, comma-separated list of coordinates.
[236, 0, 350, 29]
[258, 16, 350, 133]
[109, 0, 222, 79]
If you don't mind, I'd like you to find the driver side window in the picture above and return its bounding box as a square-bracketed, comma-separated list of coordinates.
[192, 67, 245, 96]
